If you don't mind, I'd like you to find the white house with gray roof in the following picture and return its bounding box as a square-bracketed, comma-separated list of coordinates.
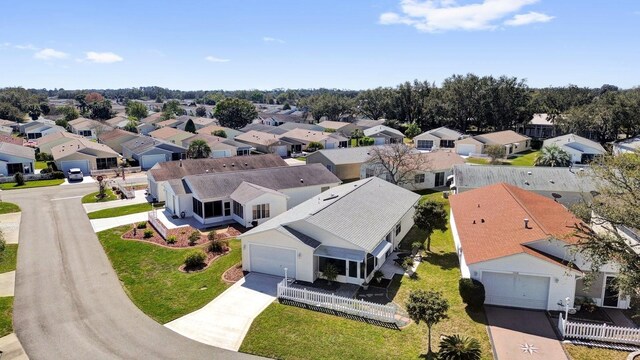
[0, 142, 35, 176]
[414, 127, 463, 151]
[363, 125, 404, 145]
[305, 146, 376, 180]
[613, 136, 640, 155]
[543, 134, 606, 164]
[163, 163, 341, 227]
[239, 177, 420, 284]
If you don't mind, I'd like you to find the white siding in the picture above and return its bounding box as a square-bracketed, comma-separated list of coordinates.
[281, 183, 340, 208]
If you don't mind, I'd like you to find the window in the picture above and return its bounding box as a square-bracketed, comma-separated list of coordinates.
[27, 133, 42, 140]
[233, 201, 243, 218]
[321, 186, 330, 193]
[319, 257, 346, 276]
[365, 168, 375, 178]
[80, 130, 92, 137]
[96, 157, 117, 170]
[252, 204, 270, 219]
[441, 140, 455, 148]
[414, 173, 425, 183]
[349, 260, 358, 278]
[326, 164, 333, 172]
[435, 172, 445, 187]
[366, 253, 375, 277]
[224, 202, 231, 216]
[192, 198, 203, 218]
[339, 141, 348, 148]
[395, 223, 402, 236]
[204, 200, 223, 218]
[7, 163, 23, 176]
[417, 140, 433, 149]
[385, 232, 392, 242]
[172, 152, 186, 161]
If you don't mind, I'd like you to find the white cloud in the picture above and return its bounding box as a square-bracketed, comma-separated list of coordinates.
[205, 56, 230, 63]
[263, 36, 285, 44]
[14, 44, 38, 50]
[379, 0, 553, 32]
[34, 48, 69, 60]
[85, 51, 123, 63]
[504, 11, 553, 26]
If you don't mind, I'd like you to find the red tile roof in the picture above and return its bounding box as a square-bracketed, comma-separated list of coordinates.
[449, 182, 582, 265]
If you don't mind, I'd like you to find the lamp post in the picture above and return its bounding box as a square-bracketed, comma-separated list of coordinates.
[284, 267, 288, 284]
[565, 297, 571, 320]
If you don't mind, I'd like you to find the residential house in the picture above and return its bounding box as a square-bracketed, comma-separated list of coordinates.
[0, 135, 23, 146]
[0, 126, 12, 136]
[240, 123, 288, 135]
[317, 121, 358, 137]
[147, 153, 287, 201]
[518, 113, 562, 139]
[306, 146, 375, 181]
[613, 136, 640, 155]
[363, 125, 405, 145]
[163, 164, 341, 227]
[149, 127, 195, 145]
[0, 119, 19, 132]
[353, 119, 386, 130]
[51, 138, 119, 175]
[155, 118, 183, 129]
[0, 142, 35, 176]
[19, 120, 65, 140]
[451, 164, 598, 206]
[239, 177, 420, 283]
[140, 112, 165, 125]
[543, 134, 606, 164]
[450, 183, 630, 310]
[235, 130, 303, 157]
[258, 113, 305, 126]
[279, 129, 348, 150]
[181, 133, 253, 158]
[414, 127, 463, 151]
[196, 125, 244, 139]
[175, 116, 215, 131]
[455, 130, 531, 156]
[277, 122, 325, 132]
[105, 115, 130, 129]
[137, 122, 156, 135]
[98, 129, 140, 154]
[362, 149, 465, 190]
[68, 117, 114, 140]
[35, 131, 84, 155]
[121, 137, 186, 170]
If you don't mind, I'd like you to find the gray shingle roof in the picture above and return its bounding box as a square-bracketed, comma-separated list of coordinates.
[414, 127, 463, 141]
[230, 181, 286, 204]
[543, 134, 606, 153]
[364, 125, 404, 138]
[0, 142, 35, 160]
[308, 146, 376, 165]
[184, 163, 341, 200]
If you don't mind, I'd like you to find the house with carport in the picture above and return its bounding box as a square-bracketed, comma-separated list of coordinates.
[239, 177, 420, 283]
[149, 127, 194, 145]
[51, 138, 119, 175]
[235, 130, 303, 157]
[0, 142, 35, 176]
[279, 128, 348, 150]
[543, 134, 606, 164]
[449, 183, 630, 311]
[414, 127, 463, 151]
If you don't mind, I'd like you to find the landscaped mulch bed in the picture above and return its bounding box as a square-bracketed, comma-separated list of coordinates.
[215, 226, 243, 239]
[179, 249, 230, 273]
[222, 263, 245, 283]
[122, 222, 208, 248]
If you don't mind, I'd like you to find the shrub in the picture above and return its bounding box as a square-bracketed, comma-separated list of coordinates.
[188, 231, 200, 246]
[0, 229, 5, 253]
[208, 238, 229, 253]
[322, 263, 339, 283]
[36, 152, 53, 161]
[411, 241, 424, 252]
[14, 172, 25, 186]
[402, 257, 414, 270]
[136, 222, 147, 229]
[143, 230, 153, 239]
[40, 166, 52, 174]
[207, 231, 217, 242]
[373, 270, 384, 283]
[459, 278, 486, 310]
[51, 171, 65, 179]
[166, 235, 177, 244]
[438, 334, 482, 360]
[184, 250, 206, 269]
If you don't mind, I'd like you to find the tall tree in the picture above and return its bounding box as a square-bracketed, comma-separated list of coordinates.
[413, 200, 448, 251]
[355, 87, 394, 120]
[184, 119, 197, 133]
[195, 106, 207, 117]
[187, 139, 211, 159]
[365, 144, 432, 186]
[405, 290, 449, 355]
[300, 94, 353, 121]
[214, 98, 258, 129]
[440, 74, 483, 132]
[162, 100, 186, 118]
[125, 101, 148, 120]
[89, 100, 114, 120]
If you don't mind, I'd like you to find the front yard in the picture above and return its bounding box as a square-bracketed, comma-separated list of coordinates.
[240, 193, 492, 359]
[0, 202, 20, 215]
[0, 179, 64, 190]
[81, 188, 118, 203]
[0, 245, 18, 273]
[97, 226, 241, 324]
[0, 297, 13, 337]
[88, 203, 157, 219]
[563, 344, 628, 360]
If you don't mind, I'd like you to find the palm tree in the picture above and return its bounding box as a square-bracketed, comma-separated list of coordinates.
[535, 144, 571, 167]
[187, 139, 211, 159]
[438, 334, 482, 360]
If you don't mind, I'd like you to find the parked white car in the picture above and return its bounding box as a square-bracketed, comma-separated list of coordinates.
[67, 168, 84, 181]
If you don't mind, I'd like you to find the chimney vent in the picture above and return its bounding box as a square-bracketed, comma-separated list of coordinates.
[524, 218, 530, 229]
[300, 178, 304, 183]
[527, 171, 532, 175]
[473, 220, 476, 224]
[481, 219, 485, 223]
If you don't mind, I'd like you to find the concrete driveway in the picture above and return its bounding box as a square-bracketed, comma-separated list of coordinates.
[0, 212, 21, 244]
[486, 306, 568, 360]
[165, 273, 280, 351]
[90, 212, 149, 232]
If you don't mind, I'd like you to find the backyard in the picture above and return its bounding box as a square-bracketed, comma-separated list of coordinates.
[97, 226, 241, 324]
[0, 179, 64, 190]
[466, 150, 539, 167]
[239, 193, 492, 359]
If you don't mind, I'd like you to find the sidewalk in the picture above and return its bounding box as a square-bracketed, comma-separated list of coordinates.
[0, 271, 15, 297]
[0, 213, 21, 244]
[83, 190, 150, 213]
[0, 333, 29, 360]
[90, 212, 149, 232]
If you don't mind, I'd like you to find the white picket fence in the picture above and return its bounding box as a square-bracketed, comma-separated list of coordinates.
[276, 279, 396, 323]
[148, 210, 168, 239]
[558, 314, 640, 346]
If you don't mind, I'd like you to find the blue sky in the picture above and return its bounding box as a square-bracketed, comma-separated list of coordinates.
[0, 0, 638, 90]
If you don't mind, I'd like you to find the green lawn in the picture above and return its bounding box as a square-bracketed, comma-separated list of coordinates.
[87, 203, 156, 219]
[465, 157, 491, 165]
[0, 202, 20, 215]
[0, 179, 64, 190]
[0, 245, 18, 273]
[97, 226, 241, 323]
[0, 297, 13, 337]
[240, 192, 492, 360]
[563, 344, 628, 360]
[81, 188, 118, 203]
[35, 161, 49, 170]
[509, 150, 539, 166]
[294, 157, 307, 162]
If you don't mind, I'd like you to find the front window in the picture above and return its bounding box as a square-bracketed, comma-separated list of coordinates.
[204, 200, 223, 218]
[339, 141, 348, 148]
[7, 163, 23, 176]
[395, 223, 402, 236]
[435, 172, 445, 187]
[192, 198, 203, 218]
[96, 157, 117, 170]
[252, 204, 270, 219]
[441, 140, 455, 148]
[414, 173, 425, 183]
[417, 140, 433, 149]
[365, 168, 374, 178]
[233, 201, 243, 218]
[318, 256, 346, 276]
[80, 130, 92, 137]
[224, 202, 231, 216]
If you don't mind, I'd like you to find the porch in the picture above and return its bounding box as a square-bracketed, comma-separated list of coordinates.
[314, 241, 392, 285]
[151, 208, 234, 231]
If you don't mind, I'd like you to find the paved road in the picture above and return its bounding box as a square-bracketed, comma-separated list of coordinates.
[4, 184, 256, 360]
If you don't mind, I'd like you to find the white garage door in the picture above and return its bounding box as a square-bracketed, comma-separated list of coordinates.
[140, 154, 167, 170]
[250, 244, 296, 278]
[457, 144, 477, 156]
[60, 160, 90, 175]
[482, 272, 550, 310]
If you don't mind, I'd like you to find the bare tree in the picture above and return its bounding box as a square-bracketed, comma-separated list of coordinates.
[365, 144, 432, 187]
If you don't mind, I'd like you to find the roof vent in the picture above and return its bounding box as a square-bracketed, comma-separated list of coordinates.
[527, 171, 532, 175]
[473, 220, 476, 224]
[300, 178, 304, 183]
[477, 204, 480, 208]
[231, 163, 235, 167]
[223, 164, 226, 167]
[245, 163, 248, 166]
[549, 179, 554, 184]
[524, 218, 530, 229]
[481, 219, 485, 223]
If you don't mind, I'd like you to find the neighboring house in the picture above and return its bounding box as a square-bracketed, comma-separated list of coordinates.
[68, 117, 114, 140]
[518, 113, 562, 139]
[181, 133, 253, 158]
[451, 164, 597, 206]
[35, 131, 84, 155]
[51, 138, 119, 175]
[306, 146, 375, 181]
[543, 134, 606, 164]
[19, 120, 66, 140]
[455, 130, 531, 156]
[105, 115, 130, 129]
[414, 127, 463, 151]
[362, 150, 465, 190]
[279, 129, 348, 150]
[317, 121, 358, 136]
[137, 122, 156, 135]
[155, 118, 183, 129]
[0, 119, 19, 131]
[196, 125, 244, 139]
[0, 142, 35, 176]
[121, 137, 186, 170]
[259, 113, 305, 126]
[450, 183, 630, 311]
[613, 136, 640, 155]
[0, 134, 23, 146]
[239, 177, 420, 283]
[149, 127, 195, 144]
[0, 126, 12, 136]
[175, 116, 215, 131]
[240, 123, 288, 135]
[140, 112, 164, 125]
[363, 125, 405, 145]
[147, 153, 287, 201]
[277, 122, 325, 132]
[98, 129, 140, 154]
[163, 164, 341, 227]
[235, 130, 304, 157]
[353, 119, 386, 130]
